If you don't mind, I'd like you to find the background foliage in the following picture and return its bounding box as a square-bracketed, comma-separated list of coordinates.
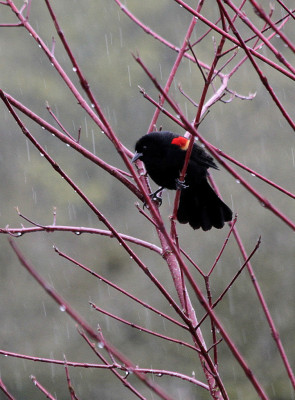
[0, 1, 294, 399]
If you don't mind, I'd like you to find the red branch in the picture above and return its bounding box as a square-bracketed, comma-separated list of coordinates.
[0, 378, 16, 400]
[173, 0, 295, 80]
[30, 376, 56, 400]
[134, 55, 295, 231]
[8, 239, 176, 400]
[89, 301, 199, 352]
[1, 1, 294, 398]
[0, 224, 162, 254]
[0, 350, 209, 390]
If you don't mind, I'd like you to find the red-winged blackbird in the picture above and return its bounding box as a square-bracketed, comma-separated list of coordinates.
[132, 131, 232, 231]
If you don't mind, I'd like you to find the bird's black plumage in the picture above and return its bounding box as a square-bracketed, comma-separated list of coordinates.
[133, 131, 232, 231]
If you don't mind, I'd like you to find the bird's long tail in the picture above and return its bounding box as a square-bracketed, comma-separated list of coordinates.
[177, 180, 232, 231]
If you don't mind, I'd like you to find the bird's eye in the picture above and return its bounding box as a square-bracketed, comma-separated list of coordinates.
[143, 145, 147, 150]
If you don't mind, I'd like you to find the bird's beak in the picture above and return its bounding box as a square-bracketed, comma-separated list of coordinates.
[131, 152, 143, 163]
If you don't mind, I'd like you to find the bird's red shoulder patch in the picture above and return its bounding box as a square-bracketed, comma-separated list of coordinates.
[171, 136, 189, 151]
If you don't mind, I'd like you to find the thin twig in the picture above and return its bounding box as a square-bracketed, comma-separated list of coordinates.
[64, 356, 80, 400]
[30, 376, 56, 400]
[89, 302, 198, 352]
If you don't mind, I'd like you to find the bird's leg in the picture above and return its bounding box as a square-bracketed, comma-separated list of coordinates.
[151, 187, 164, 205]
[175, 178, 189, 190]
[143, 187, 164, 209]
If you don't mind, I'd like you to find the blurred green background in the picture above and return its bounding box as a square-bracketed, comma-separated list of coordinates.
[0, 1, 294, 399]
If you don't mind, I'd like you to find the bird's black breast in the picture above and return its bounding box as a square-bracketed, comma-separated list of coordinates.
[143, 146, 183, 189]
[134, 131, 215, 189]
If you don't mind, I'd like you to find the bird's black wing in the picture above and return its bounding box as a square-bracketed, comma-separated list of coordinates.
[190, 143, 219, 170]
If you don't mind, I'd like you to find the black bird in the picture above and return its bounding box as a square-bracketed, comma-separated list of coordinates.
[132, 131, 232, 231]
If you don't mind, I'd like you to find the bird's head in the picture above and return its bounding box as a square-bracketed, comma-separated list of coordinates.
[132, 131, 187, 163]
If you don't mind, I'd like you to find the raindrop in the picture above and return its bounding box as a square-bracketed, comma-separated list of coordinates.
[59, 305, 66, 312]
[40, 152, 44, 157]
[75, 231, 81, 235]
[236, 179, 240, 184]
[192, 371, 195, 377]
[105, 33, 109, 57]
[42, 301, 47, 317]
[157, 373, 163, 377]
[228, 286, 234, 314]
[66, 144, 70, 147]
[97, 342, 104, 349]
[16, 232, 23, 237]
[26, 139, 31, 162]
[159, 63, 163, 80]
[32, 188, 37, 204]
[91, 103, 95, 108]
[251, 173, 256, 177]
[52, 134, 55, 137]
[41, 126, 45, 130]
[72, 67, 77, 72]
[92, 129, 96, 155]
[127, 65, 132, 87]
[119, 27, 123, 47]
[260, 202, 266, 207]
[38, 44, 41, 48]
